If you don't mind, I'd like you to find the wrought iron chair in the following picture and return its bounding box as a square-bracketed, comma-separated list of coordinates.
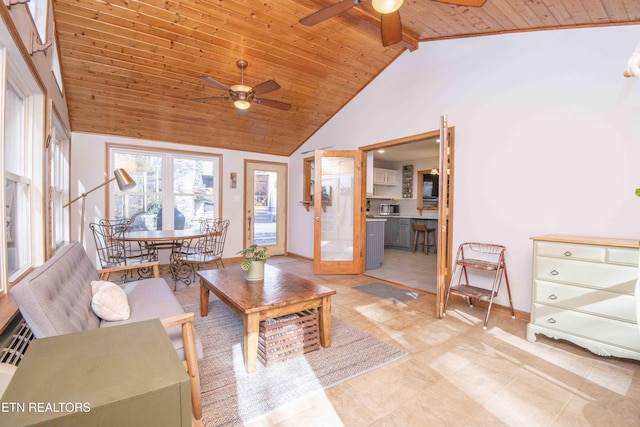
[89, 219, 152, 281]
[177, 219, 230, 283]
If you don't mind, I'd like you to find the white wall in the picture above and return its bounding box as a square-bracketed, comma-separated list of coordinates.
[70, 132, 288, 264]
[289, 25, 640, 312]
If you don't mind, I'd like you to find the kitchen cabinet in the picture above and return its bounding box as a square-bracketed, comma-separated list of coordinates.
[384, 218, 397, 246]
[527, 235, 640, 361]
[383, 218, 411, 249]
[373, 168, 398, 186]
[366, 219, 385, 269]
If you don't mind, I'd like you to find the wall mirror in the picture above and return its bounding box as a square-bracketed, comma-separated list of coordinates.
[417, 168, 439, 211]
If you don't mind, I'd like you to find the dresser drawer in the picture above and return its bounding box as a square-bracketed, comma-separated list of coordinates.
[607, 247, 639, 267]
[534, 280, 637, 323]
[534, 257, 637, 293]
[532, 303, 640, 352]
[535, 241, 605, 262]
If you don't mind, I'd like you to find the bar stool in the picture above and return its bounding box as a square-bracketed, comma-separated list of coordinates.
[412, 223, 428, 254]
[426, 226, 437, 255]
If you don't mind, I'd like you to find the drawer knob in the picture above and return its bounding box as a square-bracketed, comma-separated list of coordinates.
[550, 269, 559, 276]
[563, 251, 572, 257]
[548, 294, 558, 300]
[547, 317, 557, 324]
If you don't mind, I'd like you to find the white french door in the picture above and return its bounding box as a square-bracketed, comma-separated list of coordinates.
[313, 150, 365, 274]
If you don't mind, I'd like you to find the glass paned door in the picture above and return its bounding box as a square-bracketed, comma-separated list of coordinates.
[437, 116, 455, 318]
[245, 161, 287, 255]
[313, 150, 364, 274]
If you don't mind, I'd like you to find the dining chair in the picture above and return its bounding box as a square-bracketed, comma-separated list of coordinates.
[89, 219, 152, 281]
[205, 219, 229, 269]
[178, 219, 230, 283]
[99, 218, 150, 263]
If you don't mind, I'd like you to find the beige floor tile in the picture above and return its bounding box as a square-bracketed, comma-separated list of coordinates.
[554, 378, 640, 426]
[481, 368, 575, 426]
[170, 256, 640, 427]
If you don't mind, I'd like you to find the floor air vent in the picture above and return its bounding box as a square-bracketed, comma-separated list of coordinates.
[0, 319, 34, 366]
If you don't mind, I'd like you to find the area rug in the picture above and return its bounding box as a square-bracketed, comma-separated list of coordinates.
[182, 300, 407, 426]
[354, 282, 423, 303]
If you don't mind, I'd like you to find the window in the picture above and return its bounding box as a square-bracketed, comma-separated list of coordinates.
[28, 0, 49, 44]
[0, 18, 46, 293]
[109, 146, 220, 231]
[51, 36, 63, 92]
[4, 78, 31, 279]
[51, 114, 69, 248]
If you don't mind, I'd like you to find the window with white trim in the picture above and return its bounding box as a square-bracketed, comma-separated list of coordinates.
[3, 77, 32, 282]
[109, 146, 220, 231]
[28, 0, 49, 44]
[0, 21, 46, 293]
[51, 114, 69, 248]
[52, 36, 63, 92]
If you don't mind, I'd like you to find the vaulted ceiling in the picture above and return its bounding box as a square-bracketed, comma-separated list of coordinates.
[52, 0, 640, 156]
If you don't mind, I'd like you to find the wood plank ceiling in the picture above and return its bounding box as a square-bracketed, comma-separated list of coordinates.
[52, 0, 640, 156]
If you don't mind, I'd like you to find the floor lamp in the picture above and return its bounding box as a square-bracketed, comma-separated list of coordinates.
[64, 168, 136, 244]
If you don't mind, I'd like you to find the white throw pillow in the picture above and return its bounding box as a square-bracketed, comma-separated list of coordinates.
[90, 280, 130, 321]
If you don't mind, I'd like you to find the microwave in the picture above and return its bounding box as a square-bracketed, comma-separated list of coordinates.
[379, 203, 400, 216]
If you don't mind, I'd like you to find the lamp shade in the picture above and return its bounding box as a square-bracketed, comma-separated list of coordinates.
[233, 100, 251, 110]
[114, 168, 136, 191]
[372, 0, 403, 14]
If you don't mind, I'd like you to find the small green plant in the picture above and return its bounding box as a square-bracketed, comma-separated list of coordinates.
[238, 244, 270, 271]
[636, 188, 640, 197]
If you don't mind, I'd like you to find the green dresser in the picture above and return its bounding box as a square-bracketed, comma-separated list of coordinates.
[1, 319, 191, 426]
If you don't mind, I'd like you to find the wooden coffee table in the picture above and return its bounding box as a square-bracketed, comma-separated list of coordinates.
[198, 264, 336, 373]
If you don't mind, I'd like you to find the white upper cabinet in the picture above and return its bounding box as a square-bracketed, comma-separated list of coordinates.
[373, 168, 398, 186]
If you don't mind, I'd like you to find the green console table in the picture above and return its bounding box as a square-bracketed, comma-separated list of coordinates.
[0, 319, 191, 426]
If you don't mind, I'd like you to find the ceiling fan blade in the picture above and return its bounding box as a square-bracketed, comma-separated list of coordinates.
[255, 98, 292, 111]
[381, 11, 402, 47]
[252, 80, 281, 96]
[299, 0, 360, 26]
[191, 96, 229, 102]
[199, 76, 230, 91]
[432, 0, 487, 6]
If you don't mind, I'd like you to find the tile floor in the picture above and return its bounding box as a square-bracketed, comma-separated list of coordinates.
[180, 257, 640, 427]
[365, 248, 436, 293]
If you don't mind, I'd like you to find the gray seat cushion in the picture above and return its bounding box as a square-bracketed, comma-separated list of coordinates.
[102, 278, 204, 360]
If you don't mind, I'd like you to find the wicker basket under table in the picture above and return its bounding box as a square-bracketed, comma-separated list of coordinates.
[258, 309, 320, 366]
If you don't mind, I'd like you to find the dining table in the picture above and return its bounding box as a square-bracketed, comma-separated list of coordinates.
[121, 229, 207, 288]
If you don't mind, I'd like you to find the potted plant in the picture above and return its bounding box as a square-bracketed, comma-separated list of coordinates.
[238, 244, 270, 281]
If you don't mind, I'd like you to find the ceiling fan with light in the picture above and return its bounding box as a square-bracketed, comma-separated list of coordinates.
[192, 60, 292, 114]
[299, 0, 487, 47]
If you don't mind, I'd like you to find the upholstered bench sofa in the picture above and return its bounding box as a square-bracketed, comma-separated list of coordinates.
[9, 241, 203, 422]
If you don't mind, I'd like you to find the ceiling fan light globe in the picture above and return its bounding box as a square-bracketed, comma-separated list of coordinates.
[372, 0, 403, 14]
[230, 84, 252, 93]
[234, 100, 251, 110]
